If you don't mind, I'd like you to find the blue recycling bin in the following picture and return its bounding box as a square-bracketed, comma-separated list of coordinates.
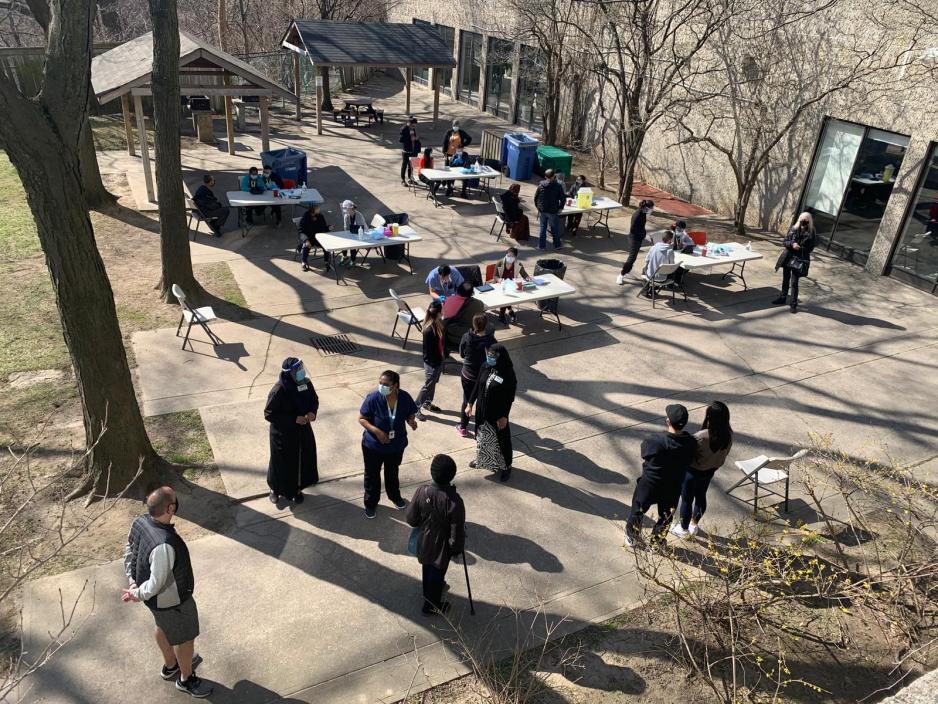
[261, 147, 308, 187]
[504, 133, 539, 181]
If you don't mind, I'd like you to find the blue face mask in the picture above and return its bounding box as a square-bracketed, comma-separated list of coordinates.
[486, 355, 498, 367]
[295, 368, 306, 382]
[378, 384, 392, 397]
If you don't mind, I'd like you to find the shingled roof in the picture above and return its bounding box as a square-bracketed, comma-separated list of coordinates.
[91, 31, 294, 104]
[281, 20, 457, 68]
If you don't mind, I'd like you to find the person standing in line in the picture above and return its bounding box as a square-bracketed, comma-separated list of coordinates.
[406, 454, 466, 616]
[358, 370, 419, 519]
[466, 343, 517, 482]
[416, 301, 445, 421]
[264, 357, 319, 505]
[534, 168, 565, 250]
[671, 401, 733, 539]
[624, 404, 697, 547]
[121, 486, 213, 698]
[617, 199, 655, 285]
[399, 116, 421, 186]
[456, 314, 496, 438]
[772, 211, 817, 314]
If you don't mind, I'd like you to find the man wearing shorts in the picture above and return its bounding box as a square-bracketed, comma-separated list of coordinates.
[122, 487, 212, 698]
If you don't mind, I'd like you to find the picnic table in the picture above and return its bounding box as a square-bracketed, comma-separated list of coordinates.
[226, 189, 324, 237]
[420, 166, 501, 208]
[333, 98, 383, 127]
[675, 242, 763, 290]
[559, 196, 624, 236]
[474, 273, 576, 329]
[315, 226, 422, 285]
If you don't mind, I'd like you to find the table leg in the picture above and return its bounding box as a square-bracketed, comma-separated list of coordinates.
[333, 254, 345, 285]
[404, 243, 414, 274]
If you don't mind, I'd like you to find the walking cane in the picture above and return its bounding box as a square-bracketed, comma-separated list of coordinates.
[461, 550, 476, 616]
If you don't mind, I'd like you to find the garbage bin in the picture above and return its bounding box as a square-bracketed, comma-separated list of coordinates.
[534, 258, 566, 314]
[535, 145, 573, 178]
[504, 133, 540, 181]
[261, 147, 308, 187]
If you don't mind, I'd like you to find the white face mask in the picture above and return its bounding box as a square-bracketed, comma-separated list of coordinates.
[505, 256, 515, 265]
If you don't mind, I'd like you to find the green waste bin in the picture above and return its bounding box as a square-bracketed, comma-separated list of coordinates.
[535, 145, 573, 179]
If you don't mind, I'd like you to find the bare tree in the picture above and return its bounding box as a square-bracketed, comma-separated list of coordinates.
[0, 0, 159, 499]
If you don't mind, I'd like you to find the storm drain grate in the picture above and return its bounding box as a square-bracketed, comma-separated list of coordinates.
[309, 333, 359, 357]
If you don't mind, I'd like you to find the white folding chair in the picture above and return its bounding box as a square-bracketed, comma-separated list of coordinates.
[727, 450, 809, 514]
[637, 262, 687, 308]
[388, 288, 425, 349]
[172, 284, 221, 350]
[490, 196, 507, 242]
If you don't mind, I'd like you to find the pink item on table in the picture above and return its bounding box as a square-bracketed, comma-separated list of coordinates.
[273, 189, 280, 198]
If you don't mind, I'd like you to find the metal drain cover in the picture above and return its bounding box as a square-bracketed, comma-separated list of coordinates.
[309, 333, 360, 356]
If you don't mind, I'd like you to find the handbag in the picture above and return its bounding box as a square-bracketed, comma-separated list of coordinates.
[786, 256, 807, 276]
[407, 526, 419, 556]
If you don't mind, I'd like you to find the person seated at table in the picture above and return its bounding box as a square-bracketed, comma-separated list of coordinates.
[501, 184, 529, 240]
[298, 203, 330, 272]
[240, 166, 275, 225]
[641, 231, 682, 297]
[442, 281, 485, 355]
[192, 174, 229, 237]
[670, 220, 695, 253]
[365, 104, 383, 124]
[418, 147, 439, 195]
[565, 175, 587, 236]
[338, 199, 366, 267]
[425, 264, 464, 302]
[493, 246, 532, 325]
[442, 119, 472, 160]
[262, 165, 284, 225]
[447, 147, 472, 198]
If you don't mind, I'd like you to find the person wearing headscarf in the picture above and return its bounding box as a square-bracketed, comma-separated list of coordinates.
[406, 454, 466, 616]
[466, 343, 517, 481]
[264, 357, 319, 505]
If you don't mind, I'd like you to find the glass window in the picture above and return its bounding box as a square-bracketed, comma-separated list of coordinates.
[458, 30, 483, 106]
[517, 45, 544, 133]
[437, 25, 455, 95]
[802, 119, 864, 242]
[890, 144, 938, 293]
[412, 19, 431, 86]
[485, 38, 514, 119]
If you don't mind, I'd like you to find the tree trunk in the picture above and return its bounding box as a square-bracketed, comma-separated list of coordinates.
[79, 95, 116, 208]
[320, 66, 333, 112]
[735, 182, 753, 237]
[0, 0, 158, 499]
[217, 0, 226, 50]
[149, 0, 204, 302]
[618, 129, 646, 204]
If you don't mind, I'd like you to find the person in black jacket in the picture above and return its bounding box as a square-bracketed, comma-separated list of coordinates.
[456, 314, 496, 438]
[772, 212, 817, 313]
[618, 199, 654, 284]
[466, 343, 517, 481]
[399, 116, 421, 186]
[500, 183, 529, 240]
[625, 404, 697, 547]
[442, 119, 472, 159]
[298, 203, 330, 272]
[416, 301, 445, 420]
[535, 168, 566, 250]
[565, 174, 587, 235]
[264, 357, 319, 505]
[406, 454, 466, 616]
[192, 174, 229, 237]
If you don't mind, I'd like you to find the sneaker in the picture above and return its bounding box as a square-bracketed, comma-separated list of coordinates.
[468, 460, 477, 469]
[538, 246, 547, 251]
[616, 274, 626, 285]
[425, 404, 442, 413]
[402, 180, 408, 187]
[364, 507, 376, 519]
[508, 311, 517, 323]
[624, 532, 637, 548]
[160, 654, 203, 680]
[291, 492, 304, 504]
[175, 674, 213, 698]
[392, 498, 408, 510]
[498, 312, 508, 325]
[670, 524, 690, 539]
[790, 303, 798, 314]
[268, 491, 278, 504]
[456, 426, 468, 438]
[500, 467, 512, 482]
[688, 522, 699, 536]
[416, 410, 427, 421]
[771, 295, 787, 305]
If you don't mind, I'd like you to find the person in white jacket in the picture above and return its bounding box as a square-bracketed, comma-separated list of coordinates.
[644, 231, 676, 280]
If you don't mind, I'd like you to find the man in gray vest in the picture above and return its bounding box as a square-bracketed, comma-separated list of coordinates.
[122, 486, 212, 698]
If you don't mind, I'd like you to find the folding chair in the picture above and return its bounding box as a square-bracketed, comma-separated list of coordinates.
[292, 216, 320, 262]
[457, 264, 483, 288]
[490, 196, 508, 242]
[484, 263, 497, 283]
[408, 157, 424, 196]
[171, 284, 221, 350]
[186, 197, 219, 241]
[388, 288, 426, 349]
[727, 450, 809, 514]
[637, 262, 687, 308]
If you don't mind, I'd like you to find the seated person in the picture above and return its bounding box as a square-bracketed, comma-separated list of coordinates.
[425, 264, 464, 302]
[446, 147, 472, 198]
[365, 104, 383, 123]
[670, 220, 695, 253]
[566, 175, 587, 235]
[442, 281, 485, 354]
[642, 231, 682, 296]
[493, 246, 532, 325]
[192, 174, 229, 237]
[338, 199, 366, 266]
[298, 203, 330, 272]
[500, 184, 529, 240]
[418, 147, 439, 194]
[261, 165, 283, 225]
[240, 166, 275, 225]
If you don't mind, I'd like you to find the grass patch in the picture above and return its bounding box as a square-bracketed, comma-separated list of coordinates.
[0, 379, 79, 447]
[90, 115, 149, 152]
[0, 263, 69, 378]
[196, 261, 250, 313]
[0, 153, 40, 260]
[145, 410, 219, 482]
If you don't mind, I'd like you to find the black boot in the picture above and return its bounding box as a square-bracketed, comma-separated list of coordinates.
[771, 295, 787, 305]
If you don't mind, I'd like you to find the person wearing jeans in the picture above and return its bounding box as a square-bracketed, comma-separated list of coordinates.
[772, 212, 817, 314]
[534, 168, 565, 249]
[416, 301, 445, 420]
[617, 200, 654, 284]
[358, 370, 419, 519]
[456, 315, 496, 437]
[399, 116, 421, 186]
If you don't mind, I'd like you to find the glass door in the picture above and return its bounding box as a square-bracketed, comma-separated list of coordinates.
[485, 38, 514, 119]
[889, 143, 938, 293]
[517, 45, 544, 132]
[802, 118, 864, 243]
[438, 25, 455, 95]
[458, 31, 483, 106]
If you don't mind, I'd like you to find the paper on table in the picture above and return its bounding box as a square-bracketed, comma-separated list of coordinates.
[532, 277, 548, 285]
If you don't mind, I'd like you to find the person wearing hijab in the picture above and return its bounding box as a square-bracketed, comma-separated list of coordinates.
[406, 454, 466, 616]
[466, 343, 517, 481]
[264, 357, 319, 505]
[358, 370, 419, 519]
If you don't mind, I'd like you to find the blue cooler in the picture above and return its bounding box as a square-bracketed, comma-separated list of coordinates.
[504, 133, 540, 181]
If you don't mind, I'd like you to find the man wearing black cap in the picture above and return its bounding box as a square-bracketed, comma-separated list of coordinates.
[406, 454, 466, 615]
[625, 404, 697, 547]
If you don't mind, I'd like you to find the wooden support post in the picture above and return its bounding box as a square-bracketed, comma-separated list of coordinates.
[405, 67, 412, 116]
[315, 76, 323, 136]
[121, 94, 135, 156]
[294, 52, 302, 121]
[224, 95, 235, 156]
[432, 69, 440, 125]
[133, 94, 154, 202]
[259, 95, 270, 152]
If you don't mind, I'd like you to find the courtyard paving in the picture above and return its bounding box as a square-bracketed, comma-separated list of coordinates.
[19, 75, 938, 703]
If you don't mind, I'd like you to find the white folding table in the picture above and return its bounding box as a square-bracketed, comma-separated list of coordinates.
[419, 166, 500, 207]
[474, 274, 576, 329]
[315, 226, 422, 285]
[226, 189, 324, 237]
[559, 196, 624, 237]
[675, 242, 764, 290]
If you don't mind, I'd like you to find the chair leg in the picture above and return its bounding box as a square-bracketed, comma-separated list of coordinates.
[182, 319, 194, 350]
[490, 217, 497, 236]
[188, 214, 195, 241]
[784, 474, 790, 513]
[176, 314, 184, 337]
[753, 478, 759, 515]
[402, 322, 412, 349]
[497, 221, 505, 242]
[391, 316, 400, 339]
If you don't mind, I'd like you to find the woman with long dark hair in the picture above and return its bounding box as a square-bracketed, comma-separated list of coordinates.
[466, 343, 517, 482]
[416, 301, 445, 420]
[671, 401, 733, 538]
[772, 212, 817, 313]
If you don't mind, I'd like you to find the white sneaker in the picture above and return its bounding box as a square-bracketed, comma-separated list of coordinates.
[624, 532, 635, 547]
[670, 524, 690, 539]
[616, 274, 626, 285]
[688, 522, 699, 536]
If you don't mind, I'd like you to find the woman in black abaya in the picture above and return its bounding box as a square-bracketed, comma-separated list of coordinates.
[265, 357, 319, 504]
[466, 343, 518, 482]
